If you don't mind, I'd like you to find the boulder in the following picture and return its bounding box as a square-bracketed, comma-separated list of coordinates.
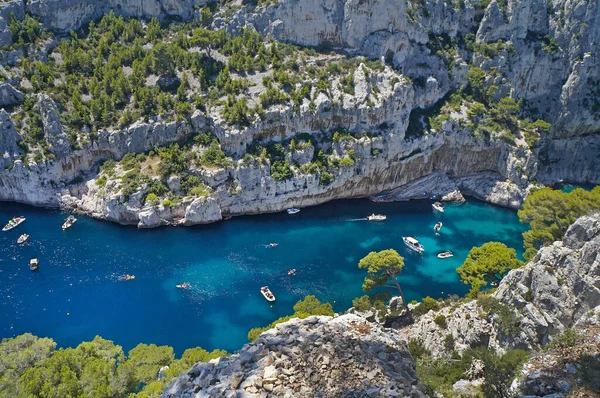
[0, 83, 24, 107]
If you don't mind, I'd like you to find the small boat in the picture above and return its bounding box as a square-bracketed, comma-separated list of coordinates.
[287, 208, 300, 215]
[432, 202, 445, 213]
[17, 234, 29, 244]
[437, 251, 453, 259]
[224, 216, 233, 221]
[121, 274, 135, 281]
[176, 283, 191, 289]
[288, 269, 296, 276]
[269, 242, 278, 247]
[434, 222, 443, 232]
[62, 215, 77, 230]
[29, 258, 39, 271]
[260, 286, 276, 302]
[3, 216, 26, 232]
[368, 213, 387, 221]
[403, 236, 424, 253]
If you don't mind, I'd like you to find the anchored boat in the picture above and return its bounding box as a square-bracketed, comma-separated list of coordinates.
[17, 234, 29, 244]
[403, 236, 424, 253]
[62, 215, 77, 230]
[287, 208, 300, 215]
[368, 213, 387, 221]
[437, 251, 454, 259]
[29, 258, 39, 271]
[434, 222, 443, 233]
[288, 269, 296, 276]
[432, 202, 445, 213]
[3, 216, 25, 232]
[260, 286, 276, 302]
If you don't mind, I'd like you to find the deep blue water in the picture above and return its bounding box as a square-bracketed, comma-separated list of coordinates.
[0, 199, 528, 355]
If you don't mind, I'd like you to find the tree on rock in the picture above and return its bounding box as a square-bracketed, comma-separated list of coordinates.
[457, 242, 523, 297]
[358, 249, 407, 309]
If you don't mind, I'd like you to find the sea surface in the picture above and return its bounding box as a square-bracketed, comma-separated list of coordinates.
[0, 198, 528, 354]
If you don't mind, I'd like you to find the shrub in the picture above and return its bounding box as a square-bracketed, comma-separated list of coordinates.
[352, 295, 372, 312]
[146, 193, 159, 205]
[339, 157, 355, 167]
[162, 199, 173, 207]
[319, 171, 334, 186]
[270, 160, 293, 181]
[443, 334, 455, 352]
[477, 296, 521, 336]
[95, 176, 107, 187]
[434, 315, 448, 329]
[546, 328, 580, 350]
[408, 340, 430, 360]
[412, 296, 440, 317]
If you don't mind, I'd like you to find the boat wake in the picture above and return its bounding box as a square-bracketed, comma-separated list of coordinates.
[346, 218, 368, 222]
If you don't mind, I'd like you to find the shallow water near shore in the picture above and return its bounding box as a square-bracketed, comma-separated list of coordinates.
[0, 198, 527, 354]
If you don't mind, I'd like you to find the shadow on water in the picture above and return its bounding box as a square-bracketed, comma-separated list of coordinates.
[0, 198, 528, 354]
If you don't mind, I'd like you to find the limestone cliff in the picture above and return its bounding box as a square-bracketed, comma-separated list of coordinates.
[0, 0, 598, 227]
[161, 313, 427, 398]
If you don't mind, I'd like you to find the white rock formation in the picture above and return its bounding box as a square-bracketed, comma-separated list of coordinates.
[162, 313, 427, 397]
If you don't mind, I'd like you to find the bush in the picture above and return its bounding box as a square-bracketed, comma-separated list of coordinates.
[443, 334, 455, 352]
[477, 296, 521, 336]
[434, 315, 448, 329]
[546, 328, 580, 350]
[319, 171, 334, 186]
[95, 175, 107, 187]
[146, 193, 159, 205]
[408, 340, 430, 360]
[270, 160, 293, 181]
[339, 157, 355, 167]
[352, 295, 372, 312]
[412, 296, 440, 317]
[162, 199, 173, 207]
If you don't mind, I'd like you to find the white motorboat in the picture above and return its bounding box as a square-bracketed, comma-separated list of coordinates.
[432, 202, 445, 213]
[403, 236, 424, 253]
[62, 215, 77, 230]
[260, 286, 276, 302]
[3, 216, 25, 232]
[287, 208, 300, 215]
[288, 269, 296, 276]
[17, 234, 29, 244]
[434, 222, 443, 232]
[176, 283, 191, 289]
[29, 258, 39, 271]
[368, 213, 387, 221]
[269, 243, 279, 247]
[437, 251, 454, 259]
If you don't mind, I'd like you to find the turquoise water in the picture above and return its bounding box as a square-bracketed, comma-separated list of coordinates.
[0, 199, 528, 354]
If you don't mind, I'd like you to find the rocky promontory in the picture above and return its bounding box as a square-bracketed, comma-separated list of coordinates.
[162, 313, 426, 398]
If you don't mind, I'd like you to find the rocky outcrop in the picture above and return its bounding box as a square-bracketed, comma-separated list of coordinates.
[399, 213, 600, 357]
[0, 83, 24, 107]
[162, 314, 426, 398]
[0, 109, 22, 170]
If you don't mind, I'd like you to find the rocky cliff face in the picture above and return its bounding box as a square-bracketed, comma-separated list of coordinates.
[161, 313, 427, 398]
[399, 213, 600, 358]
[0, 0, 598, 227]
